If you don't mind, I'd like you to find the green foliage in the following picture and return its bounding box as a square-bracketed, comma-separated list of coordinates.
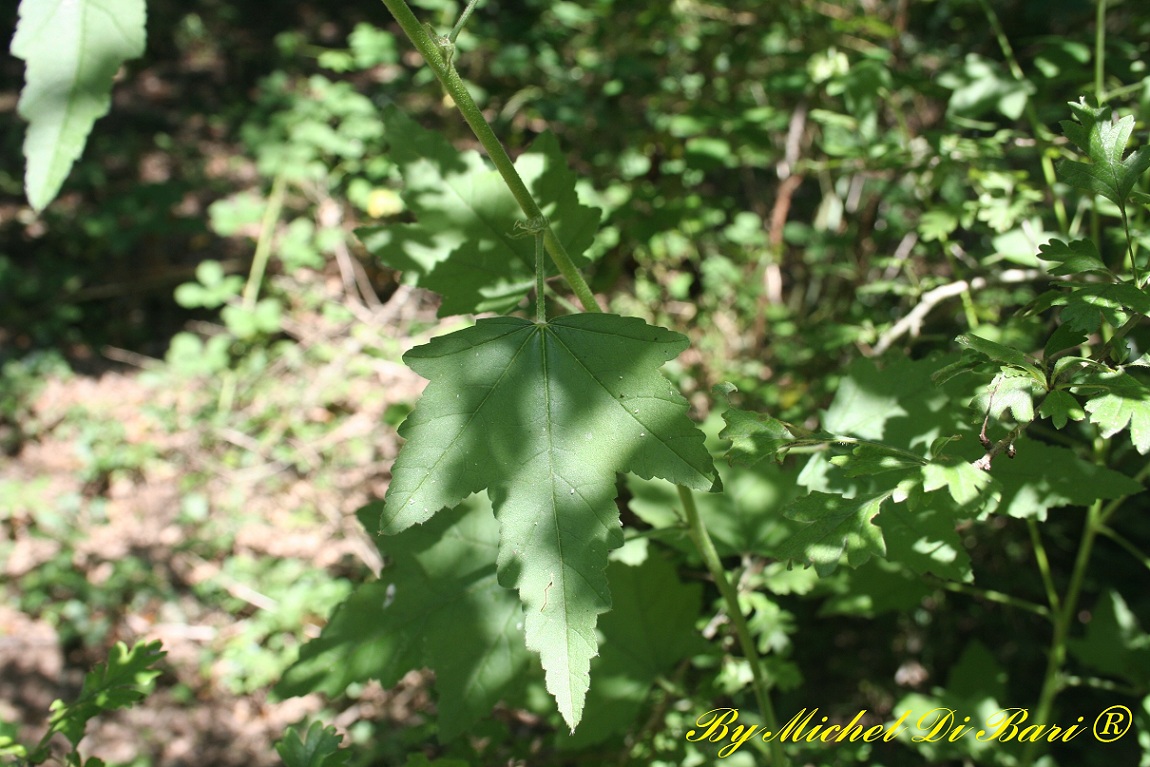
[774, 492, 890, 577]
[276, 722, 352, 767]
[11, 0, 146, 211]
[7, 1, 1150, 766]
[0, 640, 164, 766]
[367, 314, 715, 729]
[280, 494, 712, 751]
[358, 108, 601, 316]
[279, 496, 529, 740]
[1059, 100, 1150, 214]
[1078, 369, 1150, 454]
[274, 6, 1150, 764]
[174, 261, 244, 310]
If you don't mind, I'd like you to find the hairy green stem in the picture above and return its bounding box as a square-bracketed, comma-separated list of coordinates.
[379, 0, 602, 313]
[449, 0, 482, 43]
[677, 484, 788, 767]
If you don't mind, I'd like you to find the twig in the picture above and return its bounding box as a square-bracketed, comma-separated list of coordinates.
[317, 195, 384, 310]
[101, 346, 163, 370]
[973, 424, 1023, 471]
[871, 269, 1040, 355]
[972, 378, 1024, 471]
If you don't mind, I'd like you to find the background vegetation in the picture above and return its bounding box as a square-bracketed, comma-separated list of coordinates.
[2, 0, 1149, 765]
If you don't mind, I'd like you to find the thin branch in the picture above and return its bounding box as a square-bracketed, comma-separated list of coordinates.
[871, 269, 1041, 356]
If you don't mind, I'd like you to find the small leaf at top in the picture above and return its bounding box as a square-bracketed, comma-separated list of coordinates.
[1058, 102, 1150, 208]
[378, 314, 715, 730]
[12, 0, 147, 212]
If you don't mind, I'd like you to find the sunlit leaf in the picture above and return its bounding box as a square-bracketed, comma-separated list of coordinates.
[43, 640, 164, 751]
[1077, 370, 1150, 454]
[921, 459, 995, 508]
[374, 314, 715, 729]
[1059, 100, 1150, 208]
[969, 370, 1040, 425]
[1038, 389, 1085, 429]
[276, 722, 351, 767]
[1037, 238, 1112, 277]
[776, 491, 888, 576]
[12, 0, 147, 211]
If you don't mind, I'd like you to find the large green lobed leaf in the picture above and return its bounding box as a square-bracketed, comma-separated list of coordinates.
[374, 313, 716, 730]
[1059, 100, 1150, 209]
[276, 497, 531, 740]
[11, 0, 147, 211]
[558, 553, 707, 748]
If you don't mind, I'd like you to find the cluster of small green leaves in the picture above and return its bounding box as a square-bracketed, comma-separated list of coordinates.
[0, 641, 164, 767]
[713, 101, 1150, 766]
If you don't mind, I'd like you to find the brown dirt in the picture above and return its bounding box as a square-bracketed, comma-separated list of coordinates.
[0, 287, 436, 766]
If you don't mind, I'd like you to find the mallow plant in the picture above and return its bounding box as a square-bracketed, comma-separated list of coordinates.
[10, 0, 1149, 765]
[277, 4, 1149, 766]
